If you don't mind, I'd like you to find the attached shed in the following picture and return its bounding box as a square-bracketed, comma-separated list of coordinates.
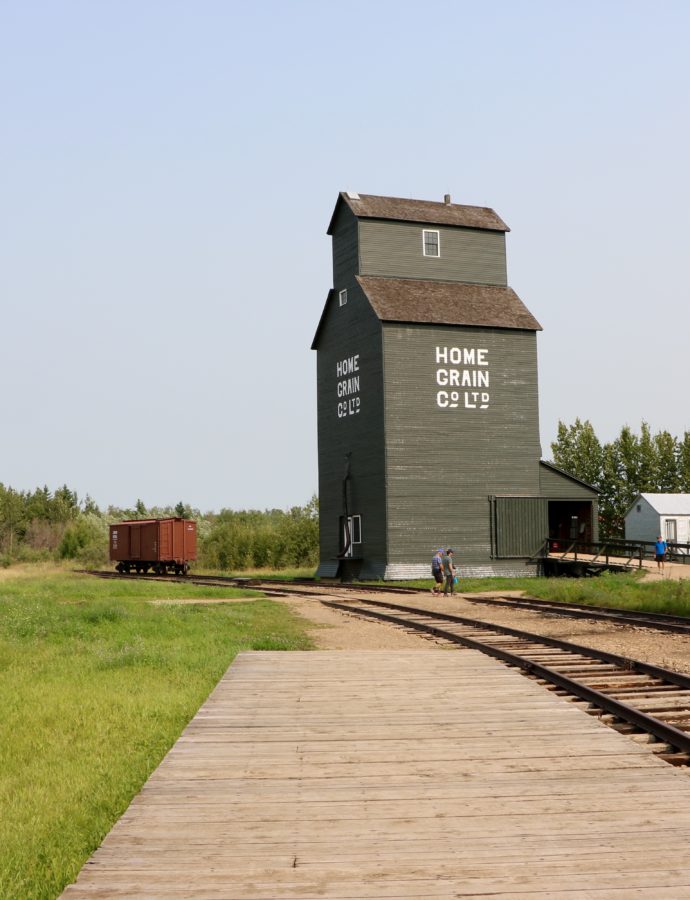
[313, 191, 598, 579]
[625, 493, 690, 544]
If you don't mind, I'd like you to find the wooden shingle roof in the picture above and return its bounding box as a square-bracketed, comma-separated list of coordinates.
[327, 192, 509, 234]
[356, 276, 542, 331]
[311, 277, 541, 348]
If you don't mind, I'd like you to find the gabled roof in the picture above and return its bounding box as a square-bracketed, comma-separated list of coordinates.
[327, 192, 509, 235]
[357, 276, 542, 331]
[629, 493, 690, 516]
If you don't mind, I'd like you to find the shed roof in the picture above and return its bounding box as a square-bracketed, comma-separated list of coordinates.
[327, 192, 509, 235]
[630, 494, 690, 516]
[539, 460, 599, 494]
[357, 276, 542, 331]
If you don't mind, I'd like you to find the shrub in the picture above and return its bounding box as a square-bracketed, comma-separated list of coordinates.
[58, 515, 109, 565]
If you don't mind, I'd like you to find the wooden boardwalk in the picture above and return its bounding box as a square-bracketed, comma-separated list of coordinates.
[62, 650, 690, 898]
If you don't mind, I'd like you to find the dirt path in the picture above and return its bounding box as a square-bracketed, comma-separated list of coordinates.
[280, 589, 690, 676]
[281, 594, 447, 650]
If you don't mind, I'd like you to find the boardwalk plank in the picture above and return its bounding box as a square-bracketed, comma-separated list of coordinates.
[62, 651, 690, 898]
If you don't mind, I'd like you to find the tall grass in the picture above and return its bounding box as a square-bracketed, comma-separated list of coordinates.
[0, 569, 313, 899]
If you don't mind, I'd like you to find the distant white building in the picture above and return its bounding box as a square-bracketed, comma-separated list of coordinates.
[624, 493, 690, 545]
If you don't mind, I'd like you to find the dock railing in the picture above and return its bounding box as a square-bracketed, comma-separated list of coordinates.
[542, 538, 690, 568]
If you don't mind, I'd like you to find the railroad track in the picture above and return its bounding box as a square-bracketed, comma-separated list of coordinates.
[84, 570, 690, 766]
[85, 569, 690, 634]
[463, 592, 690, 635]
[82, 570, 420, 596]
[319, 594, 690, 768]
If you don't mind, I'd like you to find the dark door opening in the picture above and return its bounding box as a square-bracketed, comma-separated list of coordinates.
[548, 501, 593, 546]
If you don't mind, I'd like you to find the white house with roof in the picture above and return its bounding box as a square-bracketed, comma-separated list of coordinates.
[624, 493, 690, 545]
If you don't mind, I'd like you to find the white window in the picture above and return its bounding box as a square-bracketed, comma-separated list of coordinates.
[340, 514, 362, 557]
[339, 289, 348, 307]
[665, 519, 677, 542]
[423, 229, 440, 257]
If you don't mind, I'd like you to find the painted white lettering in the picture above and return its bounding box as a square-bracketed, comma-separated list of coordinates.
[336, 355, 360, 378]
[435, 346, 491, 411]
[342, 375, 360, 396]
[335, 355, 362, 419]
[436, 391, 460, 409]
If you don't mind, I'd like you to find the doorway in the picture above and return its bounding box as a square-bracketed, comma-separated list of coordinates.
[548, 501, 593, 545]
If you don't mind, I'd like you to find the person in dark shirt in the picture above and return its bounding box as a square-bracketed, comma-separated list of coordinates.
[442, 549, 456, 595]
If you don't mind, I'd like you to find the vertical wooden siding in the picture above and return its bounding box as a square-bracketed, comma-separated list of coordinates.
[494, 497, 548, 557]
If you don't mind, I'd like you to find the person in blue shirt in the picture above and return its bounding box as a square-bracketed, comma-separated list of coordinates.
[430, 548, 444, 594]
[654, 535, 668, 571]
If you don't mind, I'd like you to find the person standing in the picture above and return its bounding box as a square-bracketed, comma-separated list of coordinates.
[654, 535, 668, 572]
[430, 548, 444, 594]
[442, 549, 456, 596]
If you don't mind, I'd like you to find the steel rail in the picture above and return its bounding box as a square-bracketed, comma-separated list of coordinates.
[322, 595, 690, 689]
[84, 570, 690, 635]
[82, 570, 420, 595]
[464, 593, 690, 635]
[321, 597, 690, 757]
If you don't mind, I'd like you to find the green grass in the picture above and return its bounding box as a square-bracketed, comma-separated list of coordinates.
[0, 567, 313, 899]
[389, 570, 690, 617]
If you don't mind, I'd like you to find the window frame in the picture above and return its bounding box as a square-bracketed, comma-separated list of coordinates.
[422, 229, 440, 257]
[339, 514, 362, 557]
[338, 288, 348, 307]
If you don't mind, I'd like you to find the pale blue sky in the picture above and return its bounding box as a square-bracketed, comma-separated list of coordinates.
[2, 1, 689, 512]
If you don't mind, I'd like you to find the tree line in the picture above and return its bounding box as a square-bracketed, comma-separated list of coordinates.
[0, 484, 319, 570]
[550, 420, 690, 538]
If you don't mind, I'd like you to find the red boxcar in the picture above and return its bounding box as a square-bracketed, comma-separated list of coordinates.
[109, 518, 197, 575]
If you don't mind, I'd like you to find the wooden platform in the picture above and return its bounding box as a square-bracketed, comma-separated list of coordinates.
[546, 549, 690, 579]
[62, 650, 690, 898]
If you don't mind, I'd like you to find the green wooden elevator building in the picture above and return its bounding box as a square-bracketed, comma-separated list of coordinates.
[312, 192, 597, 579]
